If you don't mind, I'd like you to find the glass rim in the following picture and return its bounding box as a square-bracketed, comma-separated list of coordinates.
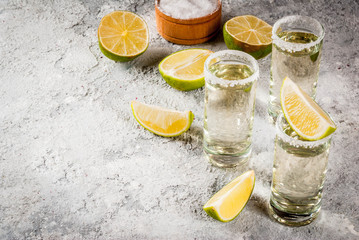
[276, 114, 332, 147]
[272, 15, 325, 52]
[204, 50, 259, 86]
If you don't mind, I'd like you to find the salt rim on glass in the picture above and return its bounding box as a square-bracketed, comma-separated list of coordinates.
[204, 50, 259, 87]
[272, 15, 325, 53]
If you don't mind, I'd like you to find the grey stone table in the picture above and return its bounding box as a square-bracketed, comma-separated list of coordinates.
[1, 0, 358, 239]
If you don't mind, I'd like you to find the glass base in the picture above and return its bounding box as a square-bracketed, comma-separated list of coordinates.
[268, 199, 320, 227]
[204, 146, 251, 168]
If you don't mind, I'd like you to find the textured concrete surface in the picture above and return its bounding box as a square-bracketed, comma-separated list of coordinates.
[0, 0, 358, 239]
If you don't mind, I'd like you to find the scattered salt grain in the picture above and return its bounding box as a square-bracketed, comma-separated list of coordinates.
[158, 0, 219, 20]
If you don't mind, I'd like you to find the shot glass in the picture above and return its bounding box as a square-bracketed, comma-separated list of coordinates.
[203, 50, 259, 168]
[269, 114, 332, 226]
[269, 15, 325, 122]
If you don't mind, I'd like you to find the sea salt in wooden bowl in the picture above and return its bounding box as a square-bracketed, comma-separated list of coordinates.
[155, 0, 222, 45]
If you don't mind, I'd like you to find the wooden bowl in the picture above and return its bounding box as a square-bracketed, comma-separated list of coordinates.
[155, 0, 222, 45]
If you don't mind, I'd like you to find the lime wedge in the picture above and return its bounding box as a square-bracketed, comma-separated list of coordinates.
[159, 49, 213, 91]
[131, 101, 194, 137]
[281, 77, 336, 140]
[203, 170, 255, 222]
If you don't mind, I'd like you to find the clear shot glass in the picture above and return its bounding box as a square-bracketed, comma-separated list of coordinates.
[269, 15, 325, 122]
[203, 50, 259, 168]
[269, 114, 332, 226]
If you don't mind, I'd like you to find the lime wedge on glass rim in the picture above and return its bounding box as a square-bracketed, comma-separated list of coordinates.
[280, 77, 336, 140]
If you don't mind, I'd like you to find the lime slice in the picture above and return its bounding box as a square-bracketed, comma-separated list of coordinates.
[281, 77, 336, 140]
[98, 11, 149, 62]
[131, 101, 194, 137]
[159, 49, 213, 91]
[223, 15, 272, 59]
[203, 170, 255, 222]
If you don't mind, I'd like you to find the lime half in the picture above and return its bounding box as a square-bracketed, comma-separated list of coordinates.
[159, 49, 213, 91]
[98, 11, 149, 62]
[223, 15, 272, 59]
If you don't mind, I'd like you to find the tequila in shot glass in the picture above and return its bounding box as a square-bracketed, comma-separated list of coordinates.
[269, 16, 325, 121]
[203, 50, 259, 168]
[269, 114, 332, 226]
